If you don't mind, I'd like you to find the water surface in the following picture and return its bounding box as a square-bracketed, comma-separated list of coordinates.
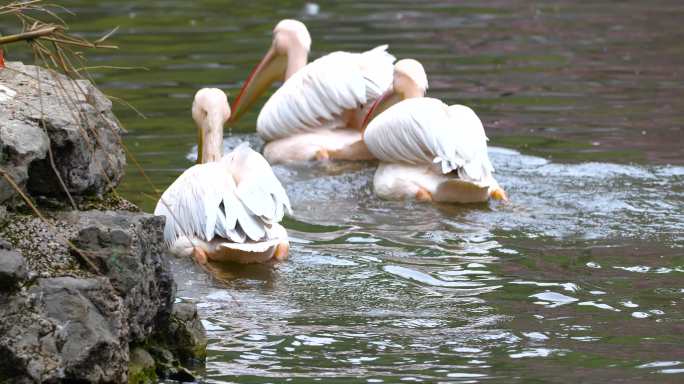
[4, 1, 683, 382]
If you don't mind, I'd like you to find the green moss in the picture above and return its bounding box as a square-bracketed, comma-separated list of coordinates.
[163, 315, 208, 364]
[131, 328, 205, 382]
[190, 343, 206, 361]
[128, 347, 158, 384]
[127, 365, 157, 384]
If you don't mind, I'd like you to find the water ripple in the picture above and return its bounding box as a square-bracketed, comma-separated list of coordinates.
[44, 0, 684, 381]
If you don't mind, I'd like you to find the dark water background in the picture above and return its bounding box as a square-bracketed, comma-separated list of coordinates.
[3, 1, 683, 382]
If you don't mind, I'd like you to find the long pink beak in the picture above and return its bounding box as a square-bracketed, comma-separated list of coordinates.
[230, 48, 287, 123]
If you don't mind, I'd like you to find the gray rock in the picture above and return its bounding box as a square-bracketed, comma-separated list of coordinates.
[147, 344, 196, 383]
[0, 248, 28, 291]
[0, 208, 206, 382]
[144, 301, 207, 383]
[162, 302, 208, 364]
[64, 210, 176, 342]
[130, 347, 156, 370]
[0, 214, 84, 278]
[129, 347, 157, 384]
[0, 119, 49, 204]
[0, 61, 126, 205]
[0, 276, 128, 383]
[147, 345, 175, 367]
[0, 236, 11, 250]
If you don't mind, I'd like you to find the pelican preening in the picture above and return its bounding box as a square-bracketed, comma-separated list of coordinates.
[155, 20, 507, 266]
[362, 59, 508, 203]
[155, 88, 292, 265]
[227, 19, 506, 203]
[230, 19, 395, 164]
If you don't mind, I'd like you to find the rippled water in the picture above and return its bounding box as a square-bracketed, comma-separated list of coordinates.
[175, 138, 683, 383]
[4, 0, 684, 382]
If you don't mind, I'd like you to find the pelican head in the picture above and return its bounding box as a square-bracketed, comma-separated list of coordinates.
[362, 59, 428, 128]
[230, 19, 311, 123]
[393, 59, 429, 99]
[192, 88, 231, 164]
[273, 19, 312, 56]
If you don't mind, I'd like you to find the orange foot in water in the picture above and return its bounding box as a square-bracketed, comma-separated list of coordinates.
[192, 247, 208, 265]
[274, 242, 289, 262]
[415, 187, 432, 202]
[490, 187, 508, 202]
[314, 148, 330, 161]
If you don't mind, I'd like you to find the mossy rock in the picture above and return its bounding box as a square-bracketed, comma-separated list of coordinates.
[128, 347, 158, 384]
[164, 302, 208, 364]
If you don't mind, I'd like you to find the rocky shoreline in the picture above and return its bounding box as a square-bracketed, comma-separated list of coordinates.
[0, 62, 206, 383]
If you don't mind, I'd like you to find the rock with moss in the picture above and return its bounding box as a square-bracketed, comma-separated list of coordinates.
[0, 61, 126, 206]
[0, 60, 207, 383]
[0, 209, 208, 383]
[128, 347, 157, 384]
[146, 344, 196, 383]
[159, 302, 208, 364]
[64, 210, 176, 342]
[127, 302, 206, 383]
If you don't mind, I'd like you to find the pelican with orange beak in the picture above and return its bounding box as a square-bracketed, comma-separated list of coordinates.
[155, 88, 292, 265]
[230, 19, 395, 164]
[362, 59, 508, 204]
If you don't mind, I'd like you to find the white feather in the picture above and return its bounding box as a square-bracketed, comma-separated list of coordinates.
[364, 98, 495, 187]
[154, 144, 291, 246]
[226, 143, 292, 220]
[257, 45, 395, 141]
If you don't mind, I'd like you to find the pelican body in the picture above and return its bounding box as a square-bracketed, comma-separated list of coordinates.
[155, 88, 292, 264]
[230, 19, 395, 163]
[363, 60, 507, 204]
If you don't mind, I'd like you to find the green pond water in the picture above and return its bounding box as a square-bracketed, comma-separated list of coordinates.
[4, 0, 684, 382]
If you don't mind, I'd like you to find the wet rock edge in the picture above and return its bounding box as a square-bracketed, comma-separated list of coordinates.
[0, 62, 207, 383]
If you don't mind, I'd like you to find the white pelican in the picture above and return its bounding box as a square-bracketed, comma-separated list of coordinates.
[154, 88, 292, 264]
[229, 19, 395, 164]
[362, 59, 508, 203]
